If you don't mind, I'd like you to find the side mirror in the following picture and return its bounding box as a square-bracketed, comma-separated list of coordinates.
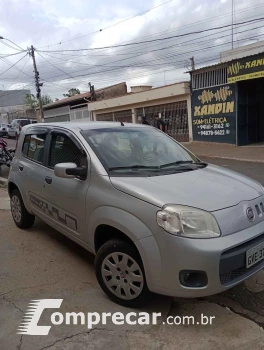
[54, 162, 87, 179]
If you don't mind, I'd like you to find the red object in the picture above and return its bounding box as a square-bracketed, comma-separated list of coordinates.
[0, 138, 7, 148]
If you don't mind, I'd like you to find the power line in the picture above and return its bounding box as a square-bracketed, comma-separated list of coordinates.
[37, 1, 264, 51]
[0, 40, 22, 51]
[7, 56, 31, 90]
[39, 17, 264, 53]
[36, 31, 264, 84]
[2, 38, 25, 51]
[36, 51, 89, 85]
[37, 0, 176, 49]
[0, 53, 28, 77]
[0, 51, 26, 58]
[37, 22, 264, 75]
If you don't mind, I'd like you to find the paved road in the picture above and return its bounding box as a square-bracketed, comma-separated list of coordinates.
[0, 188, 263, 349]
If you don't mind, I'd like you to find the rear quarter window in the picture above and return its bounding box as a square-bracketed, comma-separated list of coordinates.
[22, 133, 47, 164]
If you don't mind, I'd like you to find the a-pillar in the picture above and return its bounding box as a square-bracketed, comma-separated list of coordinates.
[132, 108, 137, 124]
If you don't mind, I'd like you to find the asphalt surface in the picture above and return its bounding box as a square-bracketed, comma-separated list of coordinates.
[1, 189, 264, 350]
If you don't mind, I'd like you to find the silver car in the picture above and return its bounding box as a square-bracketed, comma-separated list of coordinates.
[8, 122, 264, 307]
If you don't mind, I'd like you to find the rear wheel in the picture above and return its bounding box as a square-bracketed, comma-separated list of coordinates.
[95, 239, 151, 307]
[10, 189, 35, 229]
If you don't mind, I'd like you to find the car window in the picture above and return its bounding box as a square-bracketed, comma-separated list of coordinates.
[22, 133, 47, 164]
[49, 133, 84, 169]
[20, 120, 31, 127]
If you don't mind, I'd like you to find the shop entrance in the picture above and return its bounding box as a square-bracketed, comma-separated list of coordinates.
[237, 78, 264, 145]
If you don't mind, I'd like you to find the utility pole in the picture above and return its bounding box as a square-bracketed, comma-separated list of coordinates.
[29, 45, 44, 122]
[232, 0, 234, 49]
[88, 82, 96, 101]
[190, 57, 195, 70]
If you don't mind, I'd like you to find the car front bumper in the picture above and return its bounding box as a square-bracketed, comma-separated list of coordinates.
[137, 219, 264, 297]
[0, 130, 7, 137]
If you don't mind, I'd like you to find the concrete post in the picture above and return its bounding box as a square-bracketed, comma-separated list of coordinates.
[187, 95, 193, 142]
[132, 108, 137, 124]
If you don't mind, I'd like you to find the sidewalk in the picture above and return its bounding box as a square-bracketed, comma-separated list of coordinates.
[182, 142, 264, 163]
[0, 188, 10, 210]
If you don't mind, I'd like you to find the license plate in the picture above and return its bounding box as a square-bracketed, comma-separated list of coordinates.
[246, 241, 264, 268]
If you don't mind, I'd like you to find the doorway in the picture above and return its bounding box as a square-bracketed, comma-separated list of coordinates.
[237, 78, 264, 145]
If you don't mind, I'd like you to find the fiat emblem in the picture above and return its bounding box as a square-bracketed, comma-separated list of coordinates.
[246, 207, 255, 222]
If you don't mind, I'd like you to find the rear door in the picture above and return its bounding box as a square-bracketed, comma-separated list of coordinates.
[15, 127, 49, 212]
[41, 129, 90, 238]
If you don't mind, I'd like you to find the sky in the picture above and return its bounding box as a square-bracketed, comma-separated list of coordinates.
[0, 0, 264, 100]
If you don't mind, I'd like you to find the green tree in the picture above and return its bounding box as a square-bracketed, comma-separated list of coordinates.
[24, 94, 38, 108]
[24, 93, 53, 108]
[63, 88, 81, 97]
[41, 94, 53, 105]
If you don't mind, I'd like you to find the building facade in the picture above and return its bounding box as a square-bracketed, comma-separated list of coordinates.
[43, 81, 192, 142]
[0, 89, 31, 123]
[42, 83, 127, 123]
[190, 51, 264, 145]
[88, 82, 191, 142]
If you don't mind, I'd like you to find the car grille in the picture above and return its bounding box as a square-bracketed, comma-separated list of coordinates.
[220, 259, 264, 284]
[219, 233, 264, 285]
[255, 201, 264, 216]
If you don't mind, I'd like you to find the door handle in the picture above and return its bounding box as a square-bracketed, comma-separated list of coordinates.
[19, 165, 23, 171]
[45, 176, 52, 185]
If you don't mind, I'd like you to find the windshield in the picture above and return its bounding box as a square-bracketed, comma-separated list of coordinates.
[81, 127, 202, 176]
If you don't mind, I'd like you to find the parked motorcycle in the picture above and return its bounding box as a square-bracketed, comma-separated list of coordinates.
[0, 138, 15, 175]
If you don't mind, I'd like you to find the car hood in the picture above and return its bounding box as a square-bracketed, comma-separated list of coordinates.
[110, 164, 264, 212]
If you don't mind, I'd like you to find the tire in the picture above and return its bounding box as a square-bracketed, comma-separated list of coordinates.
[95, 239, 151, 307]
[10, 189, 35, 229]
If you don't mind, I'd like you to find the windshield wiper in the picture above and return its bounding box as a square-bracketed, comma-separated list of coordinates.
[108, 165, 159, 171]
[160, 161, 208, 169]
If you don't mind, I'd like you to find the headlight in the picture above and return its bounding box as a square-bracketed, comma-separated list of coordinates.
[157, 205, 220, 238]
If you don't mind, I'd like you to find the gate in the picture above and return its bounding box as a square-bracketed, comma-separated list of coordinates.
[136, 100, 189, 142]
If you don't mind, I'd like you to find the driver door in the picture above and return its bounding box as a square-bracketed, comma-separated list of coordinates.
[42, 130, 90, 238]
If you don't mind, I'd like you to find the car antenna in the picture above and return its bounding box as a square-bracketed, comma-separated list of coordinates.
[103, 101, 124, 126]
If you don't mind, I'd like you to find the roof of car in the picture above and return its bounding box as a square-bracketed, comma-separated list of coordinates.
[24, 122, 149, 132]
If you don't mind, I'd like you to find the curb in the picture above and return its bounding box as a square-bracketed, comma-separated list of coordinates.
[196, 154, 264, 163]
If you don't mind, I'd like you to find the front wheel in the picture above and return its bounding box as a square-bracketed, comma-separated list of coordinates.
[10, 189, 35, 229]
[95, 239, 151, 307]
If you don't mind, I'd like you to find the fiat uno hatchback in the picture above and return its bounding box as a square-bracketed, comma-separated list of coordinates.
[8, 122, 264, 306]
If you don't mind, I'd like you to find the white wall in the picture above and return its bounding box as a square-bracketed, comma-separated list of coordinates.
[220, 40, 264, 62]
